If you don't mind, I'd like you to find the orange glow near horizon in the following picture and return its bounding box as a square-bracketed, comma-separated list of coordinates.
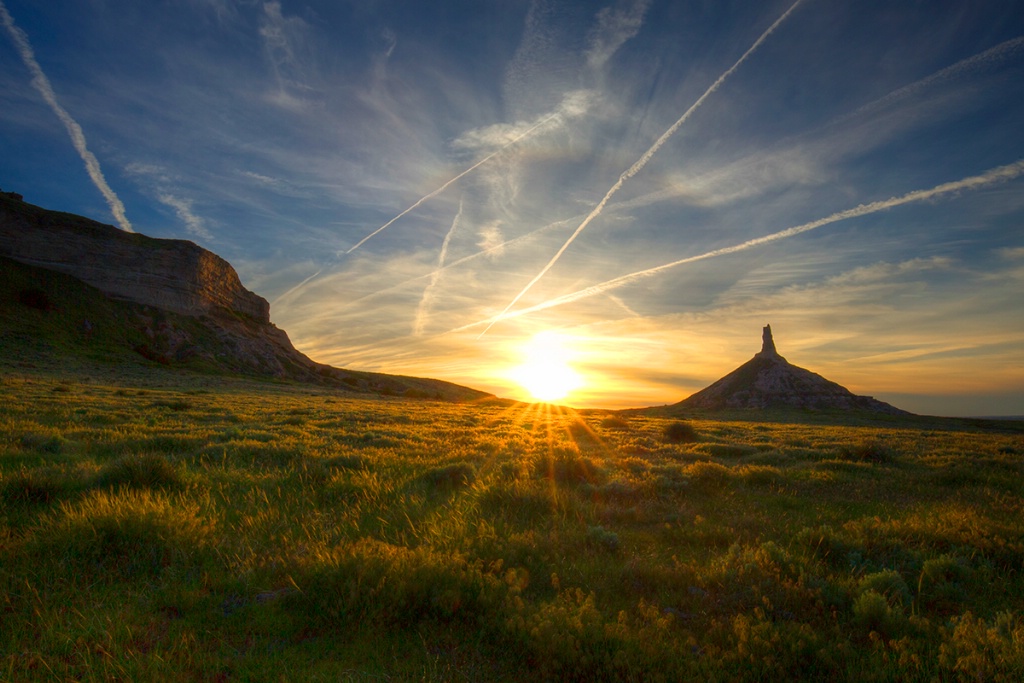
[506, 331, 585, 403]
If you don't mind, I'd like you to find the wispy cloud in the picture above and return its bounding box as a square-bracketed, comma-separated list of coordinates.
[259, 0, 318, 109]
[0, 0, 132, 232]
[157, 193, 214, 241]
[482, 0, 806, 336]
[585, 0, 651, 70]
[344, 93, 588, 255]
[413, 199, 463, 337]
[457, 159, 1024, 331]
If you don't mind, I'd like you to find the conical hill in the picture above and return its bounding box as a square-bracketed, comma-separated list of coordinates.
[672, 325, 909, 415]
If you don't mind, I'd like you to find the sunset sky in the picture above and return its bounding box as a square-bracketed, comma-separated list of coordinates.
[2, 0, 1023, 415]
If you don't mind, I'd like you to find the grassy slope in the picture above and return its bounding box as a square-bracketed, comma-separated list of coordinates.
[2, 367, 1023, 681]
[0, 255, 489, 401]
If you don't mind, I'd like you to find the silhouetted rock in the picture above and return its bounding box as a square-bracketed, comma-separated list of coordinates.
[0, 194, 268, 321]
[673, 325, 909, 415]
[0, 194, 490, 401]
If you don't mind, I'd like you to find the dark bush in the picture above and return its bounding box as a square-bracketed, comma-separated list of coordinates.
[2, 469, 71, 504]
[663, 421, 698, 443]
[420, 462, 476, 489]
[600, 415, 631, 431]
[18, 288, 54, 311]
[839, 440, 895, 464]
[95, 454, 183, 490]
[535, 447, 604, 485]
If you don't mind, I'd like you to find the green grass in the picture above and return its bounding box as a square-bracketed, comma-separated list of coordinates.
[2, 369, 1024, 681]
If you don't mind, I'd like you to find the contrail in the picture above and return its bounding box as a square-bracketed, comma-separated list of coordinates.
[412, 198, 463, 336]
[270, 267, 323, 308]
[0, 1, 132, 232]
[345, 110, 561, 255]
[451, 159, 1024, 333]
[480, 0, 805, 337]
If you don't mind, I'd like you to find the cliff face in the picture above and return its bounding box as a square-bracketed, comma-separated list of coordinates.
[0, 193, 490, 401]
[0, 195, 269, 322]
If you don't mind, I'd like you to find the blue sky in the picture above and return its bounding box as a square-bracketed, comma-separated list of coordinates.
[2, 0, 1023, 415]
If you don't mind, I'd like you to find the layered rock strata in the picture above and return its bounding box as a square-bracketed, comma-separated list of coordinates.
[0, 195, 269, 321]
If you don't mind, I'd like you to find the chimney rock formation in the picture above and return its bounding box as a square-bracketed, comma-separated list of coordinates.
[673, 325, 908, 414]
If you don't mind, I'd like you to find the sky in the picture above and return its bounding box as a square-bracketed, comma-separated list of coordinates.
[2, 0, 1024, 416]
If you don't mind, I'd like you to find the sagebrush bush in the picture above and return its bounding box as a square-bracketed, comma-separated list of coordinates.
[535, 447, 603, 485]
[839, 439, 895, 463]
[94, 453, 183, 490]
[858, 569, 911, 607]
[852, 589, 903, 637]
[663, 421, 697, 443]
[20, 431, 65, 454]
[684, 460, 731, 492]
[420, 462, 476, 489]
[2, 467, 72, 504]
[600, 415, 631, 431]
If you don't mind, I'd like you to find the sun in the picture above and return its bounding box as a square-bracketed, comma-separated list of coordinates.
[508, 331, 583, 403]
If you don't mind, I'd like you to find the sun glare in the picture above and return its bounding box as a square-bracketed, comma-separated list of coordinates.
[508, 331, 583, 403]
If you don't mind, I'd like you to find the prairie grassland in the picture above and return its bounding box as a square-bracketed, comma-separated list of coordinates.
[1, 372, 1023, 681]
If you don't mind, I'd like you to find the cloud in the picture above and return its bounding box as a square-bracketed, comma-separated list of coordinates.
[457, 158, 1024, 332]
[343, 99, 576, 256]
[259, 1, 318, 107]
[585, 0, 650, 70]
[413, 199, 463, 337]
[157, 193, 214, 241]
[0, 1, 132, 232]
[482, 0, 807, 336]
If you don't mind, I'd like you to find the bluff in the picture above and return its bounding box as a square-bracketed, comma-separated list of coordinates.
[670, 325, 909, 415]
[0, 192, 489, 401]
[0, 193, 268, 321]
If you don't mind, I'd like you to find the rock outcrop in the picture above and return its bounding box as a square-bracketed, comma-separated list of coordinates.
[0, 194, 269, 321]
[0, 193, 490, 401]
[672, 325, 909, 415]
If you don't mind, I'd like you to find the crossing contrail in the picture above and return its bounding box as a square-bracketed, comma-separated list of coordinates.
[345, 111, 562, 255]
[0, 1, 132, 232]
[451, 159, 1024, 333]
[412, 199, 463, 336]
[479, 0, 806, 337]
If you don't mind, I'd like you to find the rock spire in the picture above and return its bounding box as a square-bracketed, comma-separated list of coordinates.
[759, 324, 779, 358]
[669, 325, 909, 415]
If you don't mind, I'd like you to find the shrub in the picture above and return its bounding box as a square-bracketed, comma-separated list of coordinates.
[20, 432, 65, 454]
[586, 525, 621, 552]
[18, 288, 54, 311]
[94, 454, 183, 491]
[535, 447, 603, 485]
[2, 468, 72, 505]
[600, 415, 631, 431]
[150, 398, 192, 411]
[852, 589, 903, 637]
[663, 421, 697, 443]
[938, 611, 1024, 681]
[839, 440, 895, 464]
[919, 555, 972, 613]
[684, 460, 731, 492]
[420, 462, 476, 490]
[859, 569, 911, 607]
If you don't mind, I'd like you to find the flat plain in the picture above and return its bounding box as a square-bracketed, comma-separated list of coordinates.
[2, 367, 1023, 681]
